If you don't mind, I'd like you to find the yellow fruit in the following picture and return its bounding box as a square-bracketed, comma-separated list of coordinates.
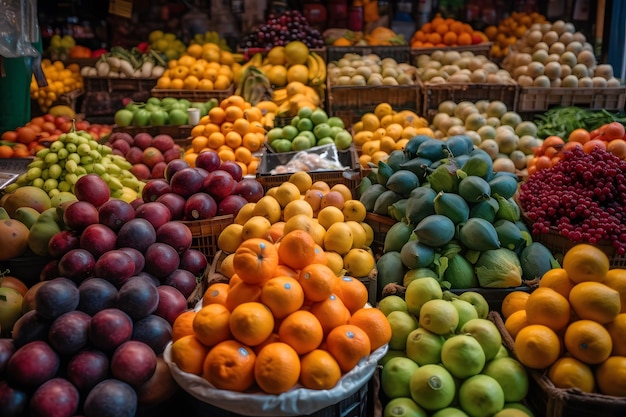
[343, 248, 375, 278]
[286, 64, 309, 84]
[323, 222, 353, 255]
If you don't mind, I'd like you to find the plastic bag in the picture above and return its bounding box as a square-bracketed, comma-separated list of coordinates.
[269, 144, 350, 175]
[0, 0, 40, 58]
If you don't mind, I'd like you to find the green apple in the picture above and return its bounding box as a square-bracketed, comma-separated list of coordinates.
[134, 109, 151, 127]
[310, 108, 329, 125]
[298, 130, 316, 147]
[271, 139, 292, 152]
[328, 116, 345, 128]
[297, 117, 313, 132]
[267, 127, 284, 143]
[334, 130, 353, 150]
[147, 97, 161, 107]
[313, 122, 332, 139]
[292, 135, 311, 151]
[114, 109, 134, 127]
[329, 125, 344, 138]
[168, 108, 188, 125]
[290, 115, 300, 127]
[149, 110, 168, 126]
[282, 125, 299, 140]
[297, 106, 313, 119]
[316, 137, 334, 146]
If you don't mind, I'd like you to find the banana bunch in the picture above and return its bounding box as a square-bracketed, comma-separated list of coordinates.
[306, 51, 327, 86]
[273, 82, 323, 118]
[190, 30, 232, 51]
[235, 65, 273, 106]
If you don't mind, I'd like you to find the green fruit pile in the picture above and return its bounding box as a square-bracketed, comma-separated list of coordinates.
[379, 287, 534, 417]
[6, 129, 143, 202]
[114, 97, 218, 128]
[266, 107, 353, 153]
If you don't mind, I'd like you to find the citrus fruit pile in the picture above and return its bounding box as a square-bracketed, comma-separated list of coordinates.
[410, 15, 488, 48]
[30, 60, 84, 113]
[503, 244, 626, 396]
[483, 11, 547, 58]
[378, 284, 534, 416]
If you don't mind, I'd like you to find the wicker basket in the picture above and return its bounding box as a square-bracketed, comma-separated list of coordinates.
[490, 311, 626, 417]
[517, 86, 626, 113]
[182, 215, 234, 266]
[422, 82, 519, 119]
[151, 84, 234, 102]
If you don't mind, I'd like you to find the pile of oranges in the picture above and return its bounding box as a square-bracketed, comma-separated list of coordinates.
[528, 121, 626, 175]
[186, 95, 265, 175]
[483, 11, 547, 59]
[502, 244, 626, 397]
[410, 15, 488, 49]
[30, 60, 83, 112]
[155, 43, 239, 91]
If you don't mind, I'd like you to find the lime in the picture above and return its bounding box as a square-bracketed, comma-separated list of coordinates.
[378, 295, 408, 316]
[291, 136, 311, 151]
[316, 137, 334, 146]
[381, 357, 420, 399]
[482, 357, 529, 402]
[313, 123, 332, 139]
[458, 375, 505, 417]
[431, 408, 470, 417]
[271, 139, 292, 153]
[383, 397, 428, 417]
[409, 364, 456, 411]
[405, 327, 445, 366]
[282, 125, 299, 140]
[441, 334, 486, 379]
[387, 310, 418, 351]
[405, 277, 443, 317]
[310, 108, 329, 125]
[379, 349, 407, 366]
[457, 291, 489, 319]
[450, 298, 479, 330]
[419, 299, 459, 336]
[267, 127, 284, 143]
[328, 116, 345, 128]
[297, 106, 313, 119]
[461, 318, 502, 361]
[298, 130, 316, 147]
[296, 117, 314, 132]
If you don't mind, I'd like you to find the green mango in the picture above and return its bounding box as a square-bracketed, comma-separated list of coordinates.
[27, 207, 62, 256]
[13, 207, 41, 229]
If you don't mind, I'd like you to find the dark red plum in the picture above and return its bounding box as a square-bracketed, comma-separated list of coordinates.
[179, 249, 208, 277]
[151, 161, 167, 179]
[134, 272, 160, 288]
[111, 137, 131, 155]
[0, 338, 15, 375]
[153, 285, 188, 325]
[203, 169, 236, 200]
[66, 349, 110, 393]
[152, 134, 174, 153]
[163, 145, 183, 163]
[80, 223, 118, 258]
[7, 341, 60, 390]
[74, 174, 110, 208]
[135, 201, 172, 229]
[164, 158, 190, 182]
[35, 277, 79, 321]
[141, 178, 171, 203]
[83, 379, 137, 417]
[116, 218, 156, 253]
[88, 308, 133, 351]
[117, 247, 145, 276]
[195, 167, 210, 183]
[11, 310, 51, 348]
[28, 377, 79, 417]
[116, 276, 159, 321]
[108, 131, 133, 145]
[156, 221, 192, 254]
[0, 381, 28, 417]
[130, 197, 144, 210]
[143, 243, 179, 279]
[111, 341, 157, 387]
[77, 278, 118, 316]
[155, 192, 186, 221]
[183, 192, 217, 220]
[131, 314, 172, 355]
[136, 356, 178, 406]
[39, 260, 59, 282]
[218, 194, 248, 216]
[94, 250, 136, 288]
[62, 201, 99, 232]
[47, 230, 81, 259]
[133, 132, 153, 150]
[194, 150, 221, 173]
[170, 167, 204, 198]
[57, 249, 95, 283]
[47, 310, 91, 356]
[163, 269, 197, 299]
[98, 199, 135, 232]
[234, 177, 265, 203]
[130, 163, 151, 181]
[219, 160, 243, 181]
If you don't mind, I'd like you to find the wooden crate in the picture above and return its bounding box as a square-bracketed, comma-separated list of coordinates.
[151, 84, 235, 102]
[326, 45, 411, 63]
[410, 42, 493, 63]
[181, 215, 234, 266]
[84, 77, 157, 93]
[363, 213, 397, 258]
[422, 82, 519, 118]
[517, 86, 626, 112]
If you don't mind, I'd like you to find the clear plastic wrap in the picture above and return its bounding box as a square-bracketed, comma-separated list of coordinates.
[269, 144, 351, 175]
[0, 0, 40, 58]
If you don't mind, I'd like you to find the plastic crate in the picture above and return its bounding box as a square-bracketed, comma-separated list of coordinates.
[326, 45, 411, 63]
[410, 42, 493, 62]
[182, 215, 234, 265]
[490, 311, 626, 417]
[517, 86, 626, 112]
[151, 84, 235, 102]
[422, 82, 519, 118]
[83, 77, 157, 93]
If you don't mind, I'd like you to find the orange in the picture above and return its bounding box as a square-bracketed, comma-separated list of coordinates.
[457, 32, 472, 45]
[172, 310, 196, 342]
[170, 335, 210, 375]
[234, 146, 252, 165]
[538, 268, 576, 299]
[563, 319, 612, 365]
[548, 357, 595, 393]
[568, 128, 590, 144]
[334, 276, 369, 314]
[568, 281, 621, 324]
[300, 349, 342, 390]
[604, 313, 626, 356]
[242, 132, 262, 152]
[225, 280, 262, 311]
[349, 307, 392, 351]
[514, 324, 561, 369]
[443, 31, 458, 45]
[278, 309, 324, 355]
[208, 106, 226, 124]
[504, 309, 529, 339]
[603, 268, 626, 313]
[311, 244, 328, 265]
[202, 340, 256, 392]
[299, 263, 340, 302]
[232, 238, 279, 285]
[225, 106, 244, 122]
[582, 138, 607, 154]
[501, 291, 530, 320]
[225, 131, 242, 148]
[202, 282, 229, 306]
[562, 244, 609, 283]
[603, 121, 626, 140]
[254, 342, 301, 394]
[260, 276, 305, 319]
[0, 145, 14, 158]
[277, 230, 316, 270]
[229, 302, 275, 346]
[596, 356, 626, 396]
[326, 324, 372, 373]
[607, 138, 626, 159]
[524, 287, 571, 331]
[192, 303, 232, 347]
[309, 294, 351, 335]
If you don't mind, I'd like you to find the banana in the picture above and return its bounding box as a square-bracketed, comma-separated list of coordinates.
[262, 112, 276, 130]
[310, 52, 327, 86]
[306, 54, 319, 84]
[276, 101, 291, 117]
[273, 88, 288, 104]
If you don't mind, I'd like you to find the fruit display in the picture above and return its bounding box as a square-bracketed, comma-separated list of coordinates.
[113, 96, 218, 128]
[502, 20, 621, 88]
[30, 60, 84, 113]
[327, 53, 418, 86]
[154, 43, 241, 91]
[188, 30, 233, 51]
[147, 30, 187, 61]
[186, 95, 266, 175]
[239, 10, 324, 49]
[410, 15, 488, 48]
[519, 146, 626, 254]
[324, 27, 408, 47]
[501, 244, 626, 397]
[3, 129, 144, 202]
[359, 134, 556, 296]
[484, 11, 548, 59]
[415, 50, 515, 85]
[46, 34, 81, 60]
[141, 153, 265, 221]
[79, 47, 167, 79]
[351, 103, 431, 168]
[0, 173, 209, 415]
[266, 106, 352, 153]
[377, 288, 534, 416]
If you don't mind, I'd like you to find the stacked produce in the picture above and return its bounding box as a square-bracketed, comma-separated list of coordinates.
[415, 50, 516, 85]
[147, 30, 187, 60]
[502, 20, 621, 88]
[113, 96, 218, 128]
[327, 53, 419, 87]
[46, 34, 107, 60]
[79, 47, 167, 79]
[30, 60, 84, 113]
[501, 244, 626, 397]
[0, 174, 209, 416]
[410, 15, 488, 48]
[359, 134, 556, 297]
[239, 10, 324, 49]
[377, 288, 534, 416]
[325, 27, 408, 47]
[188, 30, 233, 51]
[483, 11, 547, 58]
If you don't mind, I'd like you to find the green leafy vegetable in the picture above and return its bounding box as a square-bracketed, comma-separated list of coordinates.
[533, 107, 626, 139]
